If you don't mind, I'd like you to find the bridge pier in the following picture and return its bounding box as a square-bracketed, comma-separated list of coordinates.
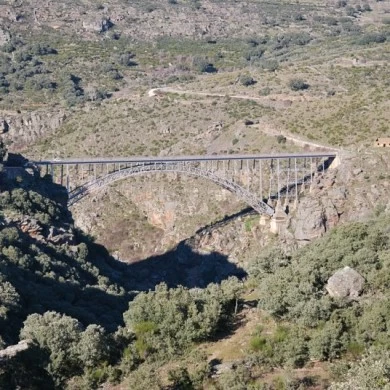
[270, 200, 289, 234]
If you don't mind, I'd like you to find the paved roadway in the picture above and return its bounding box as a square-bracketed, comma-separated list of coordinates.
[31, 152, 337, 166]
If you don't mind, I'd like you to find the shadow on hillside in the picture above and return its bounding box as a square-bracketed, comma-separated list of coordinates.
[1, 153, 248, 343]
[119, 240, 247, 291]
[4, 153, 70, 211]
[3, 225, 246, 343]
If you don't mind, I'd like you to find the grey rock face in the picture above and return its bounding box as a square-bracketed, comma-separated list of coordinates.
[0, 28, 10, 46]
[326, 266, 365, 299]
[0, 340, 31, 365]
[0, 119, 9, 133]
[82, 17, 112, 33]
[1, 109, 66, 150]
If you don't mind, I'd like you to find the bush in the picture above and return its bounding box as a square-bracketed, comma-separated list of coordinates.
[336, 0, 347, 8]
[357, 33, 387, 45]
[20, 312, 110, 386]
[217, 363, 252, 390]
[259, 87, 271, 96]
[244, 47, 264, 62]
[168, 367, 193, 389]
[239, 75, 256, 86]
[117, 52, 137, 67]
[123, 279, 242, 357]
[192, 57, 217, 73]
[330, 348, 390, 389]
[345, 6, 356, 16]
[261, 59, 279, 72]
[288, 78, 309, 91]
[362, 3, 372, 11]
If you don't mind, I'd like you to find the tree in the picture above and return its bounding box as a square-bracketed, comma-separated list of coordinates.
[123, 279, 241, 357]
[0, 279, 21, 323]
[20, 312, 83, 385]
[330, 349, 390, 389]
[77, 325, 109, 368]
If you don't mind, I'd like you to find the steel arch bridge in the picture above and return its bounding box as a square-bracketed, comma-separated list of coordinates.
[30, 153, 337, 216]
[68, 162, 275, 215]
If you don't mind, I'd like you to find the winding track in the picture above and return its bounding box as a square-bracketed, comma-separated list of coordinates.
[147, 87, 340, 152]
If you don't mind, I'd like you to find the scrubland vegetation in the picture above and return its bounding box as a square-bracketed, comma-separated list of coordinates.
[1, 0, 390, 388]
[0, 146, 389, 388]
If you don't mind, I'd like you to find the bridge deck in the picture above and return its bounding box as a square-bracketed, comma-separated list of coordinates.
[32, 152, 337, 165]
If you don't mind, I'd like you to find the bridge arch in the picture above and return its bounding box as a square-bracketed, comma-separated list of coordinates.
[68, 162, 275, 216]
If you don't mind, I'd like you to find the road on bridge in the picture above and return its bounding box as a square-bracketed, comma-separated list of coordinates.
[31, 152, 337, 166]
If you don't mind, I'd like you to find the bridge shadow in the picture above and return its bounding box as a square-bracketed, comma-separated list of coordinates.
[119, 241, 247, 291]
[3, 153, 69, 210]
[1, 215, 246, 343]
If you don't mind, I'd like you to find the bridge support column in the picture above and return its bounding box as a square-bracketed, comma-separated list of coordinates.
[270, 200, 288, 234]
[259, 214, 271, 226]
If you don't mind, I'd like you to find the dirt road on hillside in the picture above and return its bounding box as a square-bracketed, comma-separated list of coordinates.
[148, 87, 340, 152]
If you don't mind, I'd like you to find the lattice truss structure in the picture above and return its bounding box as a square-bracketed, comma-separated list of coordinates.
[34, 154, 336, 216]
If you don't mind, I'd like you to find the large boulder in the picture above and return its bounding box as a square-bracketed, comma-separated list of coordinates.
[326, 266, 365, 299]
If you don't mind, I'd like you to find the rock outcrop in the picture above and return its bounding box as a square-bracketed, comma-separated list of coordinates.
[0, 28, 10, 46]
[326, 266, 365, 299]
[82, 17, 112, 33]
[291, 152, 390, 244]
[1, 109, 67, 150]
[13, 216, 75, 245]
[0, 118, 9, 133]
[0, 340, 32, 365]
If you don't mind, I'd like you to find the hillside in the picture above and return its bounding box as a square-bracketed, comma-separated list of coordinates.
[0, 0, 390, 388]
[1, 0, 388, 259]
[0, 157, 390, 389]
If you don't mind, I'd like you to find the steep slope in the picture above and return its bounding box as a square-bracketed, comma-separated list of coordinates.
[0, 165, 135, 345]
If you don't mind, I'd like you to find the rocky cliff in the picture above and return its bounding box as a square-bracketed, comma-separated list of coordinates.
[1, 109, 67, 151]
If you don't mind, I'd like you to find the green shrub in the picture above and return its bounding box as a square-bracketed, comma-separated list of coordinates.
[239, 75, 256, 86]
[123, 279, 242, 357]
[329, 348, 390, 389]
[345, 6, 356, 17]
[192, 57, 217, 73]
[250, 335, 267, 352]
[20, 312, 110, 386]
[261, 59, 279, 72]
[288, 78, 309, 91]
[357, 33, 387, 45]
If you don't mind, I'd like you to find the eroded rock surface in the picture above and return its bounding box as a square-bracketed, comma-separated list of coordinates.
[1, 109, 67, 150]
[291, 152, 390, 244]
